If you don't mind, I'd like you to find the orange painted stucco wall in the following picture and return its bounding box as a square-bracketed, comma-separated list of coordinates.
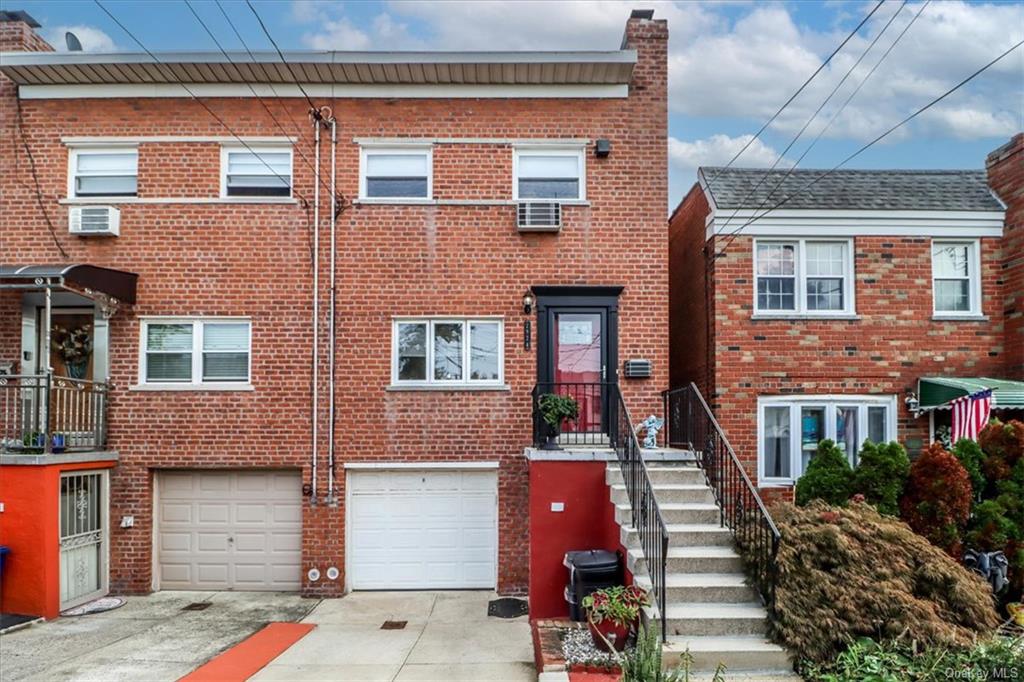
[0, 460, 115, 619]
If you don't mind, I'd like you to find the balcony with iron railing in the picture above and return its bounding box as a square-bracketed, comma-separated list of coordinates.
[0, 374, 109, 454]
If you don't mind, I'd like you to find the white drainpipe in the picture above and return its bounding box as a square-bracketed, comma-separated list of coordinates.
[326, 114, 338, 507]
[310, 114, 321, 506]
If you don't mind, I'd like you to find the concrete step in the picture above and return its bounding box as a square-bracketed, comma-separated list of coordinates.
[628, 545, 745, 576]
[622, 523, 735, 549]
[606, 463, 707, 486]
[662, 635, 794, 675]
[664, 602, 768, 637]
[634, 573, 759, 604]
[610, 483, 715, 505]
[615, 502, 720, 526]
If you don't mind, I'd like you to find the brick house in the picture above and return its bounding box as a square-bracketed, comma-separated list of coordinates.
[0, 9, 669, 618]
[669, 143, 1024, 501]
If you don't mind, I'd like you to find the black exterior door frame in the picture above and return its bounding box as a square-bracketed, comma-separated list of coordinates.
[532, 285, 622, 386]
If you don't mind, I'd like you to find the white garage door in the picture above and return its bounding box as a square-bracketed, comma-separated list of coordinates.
[156, 470, 302, 591]
[348, 468, 497, 589]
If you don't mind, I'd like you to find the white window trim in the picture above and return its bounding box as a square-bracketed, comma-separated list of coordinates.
[135, 317, 253, 390]
[512, 146, 586, 201]
[67, 145, 139, 199]
[358, 144, 433, 201]
[931, 239, 983, 318]
[390, 317, 504, 388]
[752, 238, 856, 317]
[219, 145, 293, 199]
[757, 394, 897, 486]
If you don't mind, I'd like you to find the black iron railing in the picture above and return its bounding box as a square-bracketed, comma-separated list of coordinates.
[663, 382, 781, 613]
[0, 374, 109, 453]
[610, 384, 669, 642]
[532, 382, 612, 448]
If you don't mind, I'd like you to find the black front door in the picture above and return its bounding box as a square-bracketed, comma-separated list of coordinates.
[534, 286, 621, 441]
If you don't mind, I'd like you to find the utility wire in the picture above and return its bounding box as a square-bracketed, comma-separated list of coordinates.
[715, 37, 1024, 254]
[245, 0, 317, 110]
[93, 0, 308, 205]
[716, 0, 909, 235]
[184, 0, 338, 205]
[14, 96, 69, 259]
[705, 0, 886, 184]
[718, 0, 933, 253]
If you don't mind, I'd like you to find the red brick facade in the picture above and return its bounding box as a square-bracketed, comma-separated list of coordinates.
[670, 153, 1021, 499]
[1, 15, 667, 597]
[988, 134, 1024, 380]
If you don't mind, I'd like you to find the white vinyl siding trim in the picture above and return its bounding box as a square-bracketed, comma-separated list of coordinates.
[68, 146, 138, 198]
[932, 239, 982, 317]
[512, 146, 586, 201]
[219, 146, 293, 198]
[757, 395, 897, 486]
[752, 238, 855, 316]
[358, 145, 433, 201]
[138, 317, 252, 389]
[391, 318, 503, 388]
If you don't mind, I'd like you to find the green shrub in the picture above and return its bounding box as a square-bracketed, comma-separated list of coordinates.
[853, 441, 910, 516]
[899, 443, 973, 557]
[796, 439, 854, 507]
[758, 501, 998, 664]
[966, 459, 1024, 600]
[953, 438, 987, 500]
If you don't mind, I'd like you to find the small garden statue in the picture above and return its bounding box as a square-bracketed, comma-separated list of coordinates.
[963, 549, 1009, 594]
[638, 415, 663, 448]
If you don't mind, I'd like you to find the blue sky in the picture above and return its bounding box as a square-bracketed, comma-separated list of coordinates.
[7, 0, 1023, 205]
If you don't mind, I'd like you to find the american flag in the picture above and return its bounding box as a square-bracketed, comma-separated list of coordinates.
[951, 389, 994, 443]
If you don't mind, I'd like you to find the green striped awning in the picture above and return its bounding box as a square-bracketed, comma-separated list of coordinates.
[918, 376, 1024, 411]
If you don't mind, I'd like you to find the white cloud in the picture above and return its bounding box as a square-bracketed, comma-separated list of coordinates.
[669, 134, 789, 190]
[42, 25, 117, 52]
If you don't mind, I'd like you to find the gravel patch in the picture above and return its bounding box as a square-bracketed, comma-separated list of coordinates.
[561, 626, 623, 668]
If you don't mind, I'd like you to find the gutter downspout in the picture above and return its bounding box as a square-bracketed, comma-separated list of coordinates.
[326, 114, 338, 507]
[311, 115, 321, 506]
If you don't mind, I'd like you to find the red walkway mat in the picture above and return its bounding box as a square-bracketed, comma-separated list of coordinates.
[179, 622, 315, 682]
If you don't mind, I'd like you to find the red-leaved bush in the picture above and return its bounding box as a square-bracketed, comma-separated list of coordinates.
[899, 443, 972, 557]
[978, 419, 1024, 487]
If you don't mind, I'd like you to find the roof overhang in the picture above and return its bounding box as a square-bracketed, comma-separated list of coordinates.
[0, 49, 637, 88]
[917, 376, 1024, 411]
[0, 264, 138, 305]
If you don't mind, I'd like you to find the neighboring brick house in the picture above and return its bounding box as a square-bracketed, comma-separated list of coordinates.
[669, 157, 1022, 501]
[0, 10, 668, 618]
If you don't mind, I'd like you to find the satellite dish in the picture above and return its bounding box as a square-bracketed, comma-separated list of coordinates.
[65, 32, 83, 52]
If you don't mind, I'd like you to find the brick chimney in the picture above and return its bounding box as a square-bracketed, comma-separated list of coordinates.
[0, 10, 53, 53]
[987, 133, 1024, 379]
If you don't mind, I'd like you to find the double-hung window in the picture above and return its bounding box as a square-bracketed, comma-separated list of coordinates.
[69, 147, 138, 197]
[140, 319, 251, 387]
[754, 239, 854, 315]
[221, 146, 292, 197]
[932, 240, 981, 316]
[758, 395, 896, 484]
[360, 146, 432, 200]
[513, 148, 585, 201]
[392, 319, 503, 386]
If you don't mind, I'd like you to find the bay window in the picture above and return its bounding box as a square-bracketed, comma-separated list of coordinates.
[392, 319, 503, 387]
[758, 395, 896, 484]
[754, 239, 854, 316]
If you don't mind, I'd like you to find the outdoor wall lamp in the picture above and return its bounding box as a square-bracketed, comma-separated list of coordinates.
[522, 292, 534, 315]
[905, 389, 920, 415]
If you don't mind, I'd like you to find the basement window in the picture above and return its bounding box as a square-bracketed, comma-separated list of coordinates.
[69, 147, 138, 197]
[221, 146, 292, 197]
[360, 146, 432, 200]
[391, 319, 503, 387]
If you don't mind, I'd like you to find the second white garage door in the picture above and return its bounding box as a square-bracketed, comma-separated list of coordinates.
[348, 468, 498, 589]
[156, 470, 302, 591]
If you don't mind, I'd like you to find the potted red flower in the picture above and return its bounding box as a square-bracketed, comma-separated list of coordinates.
[581, 584, 649, 652]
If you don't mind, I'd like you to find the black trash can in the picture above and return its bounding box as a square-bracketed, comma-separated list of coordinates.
[564, 549, 622, 621]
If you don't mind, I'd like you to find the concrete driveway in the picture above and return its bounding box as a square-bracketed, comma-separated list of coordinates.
[0, 591, 315, 681]
[252, 591, 536, 681]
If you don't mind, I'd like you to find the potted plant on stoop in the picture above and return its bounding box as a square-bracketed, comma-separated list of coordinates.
[538, 393, 579, 450]
[582, 584, 649, 652]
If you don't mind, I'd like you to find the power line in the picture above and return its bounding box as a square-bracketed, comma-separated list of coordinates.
[705, 0, 886, 184]
[245, 0, 317, 111]
[13, 96, 69, 259]
[716, 0, 909, 236]
[715, 37, 1024, 253]
[184, 0, 338, 205]
[718, 0, 933, 253]
[93, 0, 308, 205]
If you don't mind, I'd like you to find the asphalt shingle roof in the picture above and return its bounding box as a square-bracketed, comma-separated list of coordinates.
[700, 167, 1004, 212]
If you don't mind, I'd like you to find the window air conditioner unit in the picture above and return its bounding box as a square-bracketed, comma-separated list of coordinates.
[516, 202, 561, 232]
[69, 205, 120, 237]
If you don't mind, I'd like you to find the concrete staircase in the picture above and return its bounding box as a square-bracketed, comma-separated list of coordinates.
[608, 459, 795, 677]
